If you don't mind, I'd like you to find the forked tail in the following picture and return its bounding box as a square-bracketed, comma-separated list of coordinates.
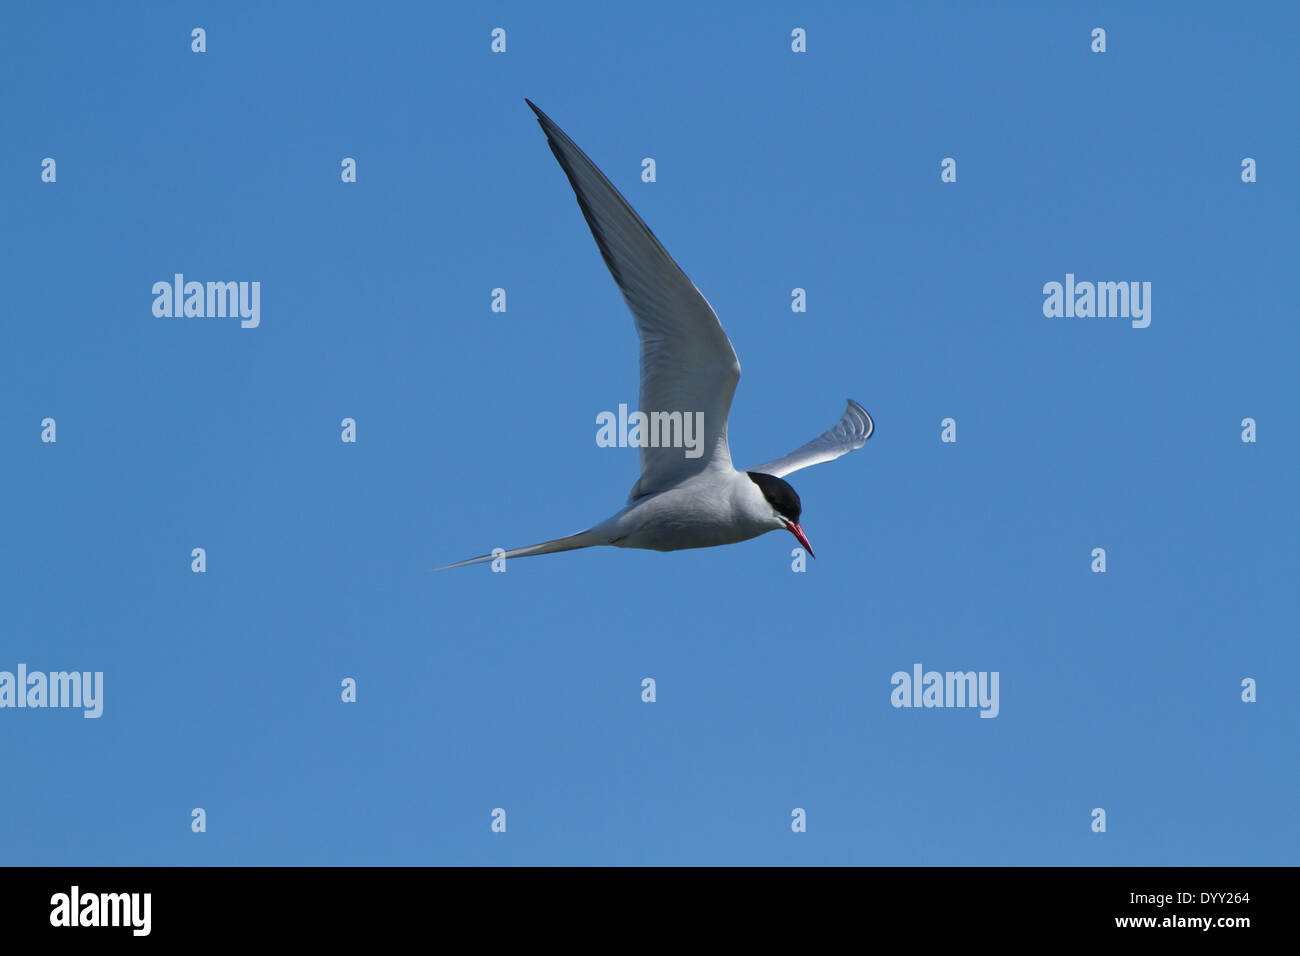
[433, 528, 607, 571]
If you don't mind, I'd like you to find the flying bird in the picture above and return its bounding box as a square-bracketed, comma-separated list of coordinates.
[437, 100, 874, 570]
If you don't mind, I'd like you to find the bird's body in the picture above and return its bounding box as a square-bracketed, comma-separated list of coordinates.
[437, 101, 874, 571]
[604, 470, 781, 552]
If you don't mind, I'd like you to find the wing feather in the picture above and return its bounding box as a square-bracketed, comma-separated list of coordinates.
[526, 100, 741, 500]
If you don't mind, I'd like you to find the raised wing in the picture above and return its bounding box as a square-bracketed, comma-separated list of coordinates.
[747, 399, 874, 479]
[526, 100, 741, 501]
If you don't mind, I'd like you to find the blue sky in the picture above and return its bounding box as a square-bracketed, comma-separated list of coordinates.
[2, 1, 1296, 865]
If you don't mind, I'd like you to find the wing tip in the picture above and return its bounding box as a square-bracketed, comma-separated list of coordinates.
[845, 398, 874, 443]
[525, 98, 554, 131]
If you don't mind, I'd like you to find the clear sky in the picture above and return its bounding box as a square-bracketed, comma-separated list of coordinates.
[2, 1, 1295, 866]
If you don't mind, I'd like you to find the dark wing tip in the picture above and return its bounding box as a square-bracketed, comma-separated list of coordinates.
[525, 98, 553, 129]
[525, 101, 569, 157]
[522, 101, 637, 295]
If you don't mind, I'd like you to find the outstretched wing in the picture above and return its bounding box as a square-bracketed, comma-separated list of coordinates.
[746, 400, 874, 478]
[526, 100, 741, 501]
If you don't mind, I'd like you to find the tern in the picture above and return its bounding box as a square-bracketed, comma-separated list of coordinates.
[437, 100, 874, 570]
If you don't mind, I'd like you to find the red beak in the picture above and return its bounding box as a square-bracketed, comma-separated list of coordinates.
[783, 519, 815, 558]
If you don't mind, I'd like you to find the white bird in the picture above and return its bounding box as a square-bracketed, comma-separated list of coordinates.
[437, 100, 874, 570]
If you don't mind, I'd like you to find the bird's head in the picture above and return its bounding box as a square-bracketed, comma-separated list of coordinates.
[747, 471, 814, 558]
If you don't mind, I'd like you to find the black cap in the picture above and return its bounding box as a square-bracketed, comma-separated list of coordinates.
[747, 472, 802, 524]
